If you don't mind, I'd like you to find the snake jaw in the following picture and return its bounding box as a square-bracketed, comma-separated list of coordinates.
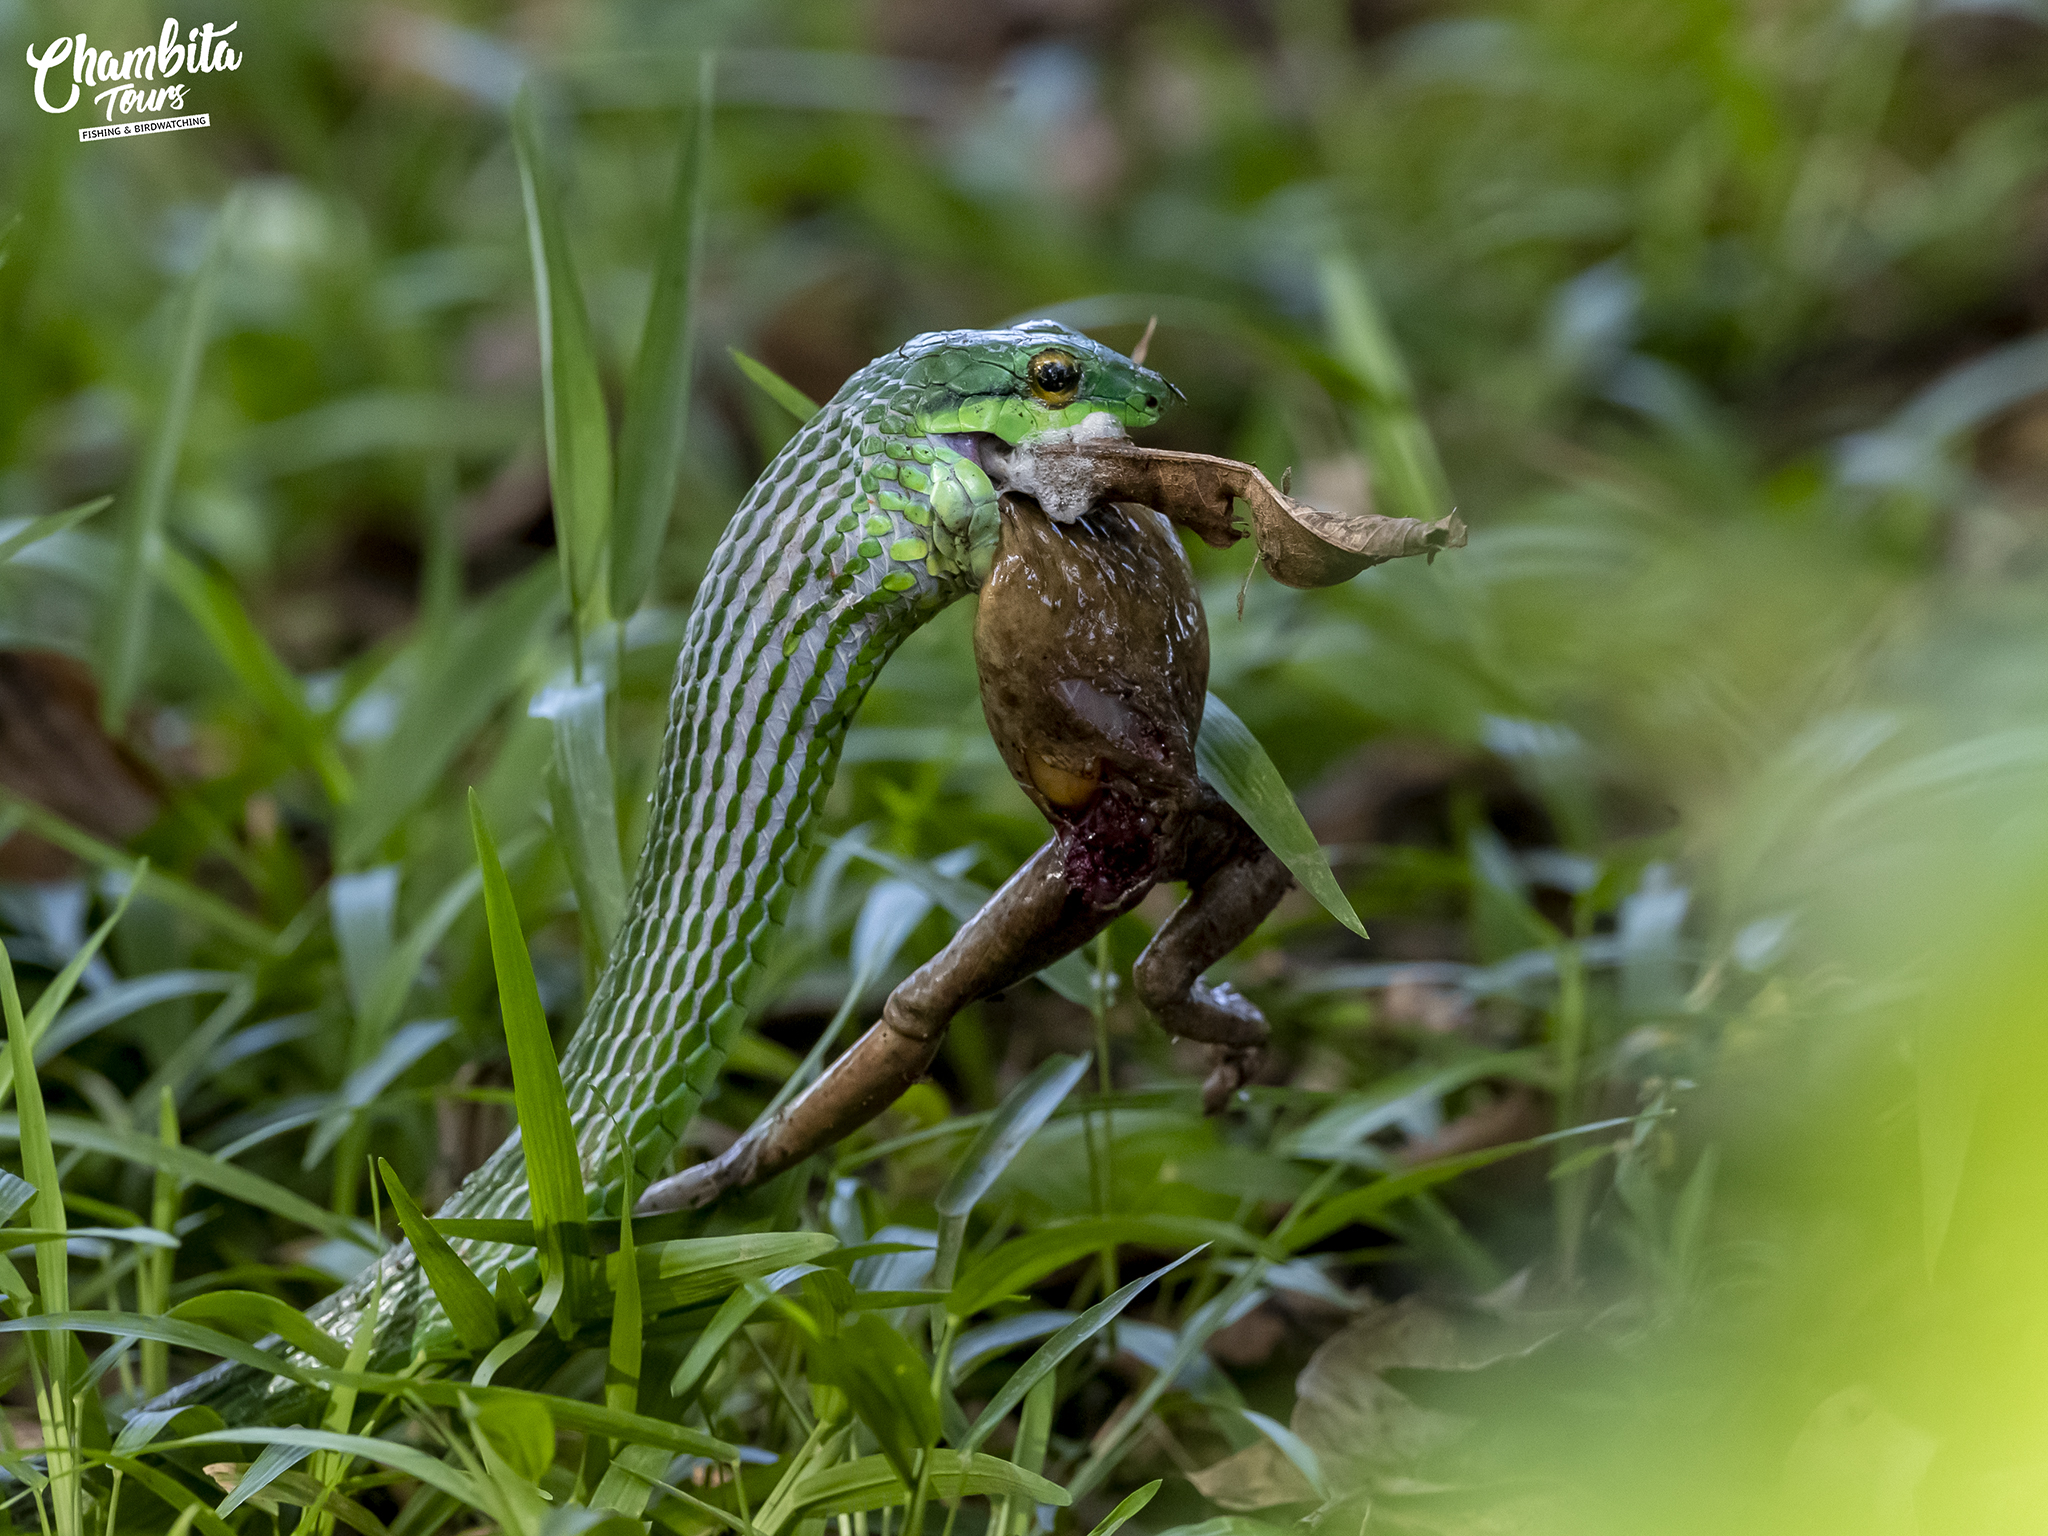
[979, 411, 1133, 523]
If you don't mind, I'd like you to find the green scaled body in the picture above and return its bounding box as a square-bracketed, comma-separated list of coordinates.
[166, 321, 1167, 1418]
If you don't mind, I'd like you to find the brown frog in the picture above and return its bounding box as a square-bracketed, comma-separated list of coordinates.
[637, 425, 1462, 1214]
[641, 492, 1290, 1212]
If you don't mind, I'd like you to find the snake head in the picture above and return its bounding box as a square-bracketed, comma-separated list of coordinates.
[904, 320, 1174, 444]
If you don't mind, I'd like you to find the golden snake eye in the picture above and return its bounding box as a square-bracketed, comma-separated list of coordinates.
[1027, 349, 1083, 404]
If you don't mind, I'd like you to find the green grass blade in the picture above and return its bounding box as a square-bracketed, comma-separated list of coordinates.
[0, 496, 110, 564]
[962, 1249, 1199, 1453]
[779, 1452, 1067, 1522]
[729, 348, 819, 423]
[141, 1086, 179, 1398]
[162, 1426, 490, 1509]
[157, 546, 353, 803]
[949, 1216, 1265, 1318]
[339, 561, 562, 867]
[1067, 1260, 1269, 1501]
[617, 1230, 838, 1312]
[1278, 1115, 1639, 1253]
[322, 1373, 734, 1460]
[1085, 1480, 1161, 1536]
[0, 1312, 320, 1385]
[530, 682, 627, 959]
[169, 1291, 349, 1367]
[1315, 237, 1453, 526]
[0, 1112, 380, 1247]
[1, 947, 68, 1301]
[469, 790, 588, 1268]
[1, 938, 79, 1536]
[933, 1053, 1091, 1290]
[378, 1159, 499, 1354]
[514, 86, 614, 647]
[1197, 693, 1367, 939]
[612, 55, 715, 616]
[99, 193, 234, 731]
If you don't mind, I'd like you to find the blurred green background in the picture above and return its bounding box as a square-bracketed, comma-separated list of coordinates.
[6, 0, 2048, 1530]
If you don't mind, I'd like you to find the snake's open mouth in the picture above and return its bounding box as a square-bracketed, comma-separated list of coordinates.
[957, 412, 1136, 523]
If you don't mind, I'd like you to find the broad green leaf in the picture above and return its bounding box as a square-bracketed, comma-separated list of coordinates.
[339, 561, 562, 867]
[729, 347, 820, 423]
[1086, 1481, 1162, 1536]
[612, 58, 714, 615]
[100, 191, 233, 729]
[514, 86, 613, 640]
[950, 1216, 1266, 1317]
[0, 496, 110, 564]
[380, 1159, 499, 1355]
[0, 1113, 380, 1248]
[806, 1312, 940, 1488]
[530, 683, 627, 957]
[158, 546, 353, 803]
[469, 1394, 555, 1484]
[934, 1052, 1091, 1288]
[1196, 693, 1367, 938]
[1316, 236, 1452, 525]
[963, 1249, 1200, 1452]
[779, 1451, 1068, 1520]
[471, 790, 588, 1279]
[614, 1230, 838, 1313]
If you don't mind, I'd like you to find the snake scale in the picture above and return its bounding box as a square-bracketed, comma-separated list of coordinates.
[167, 322, 1174, 1418]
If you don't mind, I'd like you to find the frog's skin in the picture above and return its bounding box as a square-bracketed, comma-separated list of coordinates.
[640, 491, 1287, 1212]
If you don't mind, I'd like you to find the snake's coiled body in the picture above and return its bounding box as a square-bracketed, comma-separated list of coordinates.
[167, 323, 1170, 1419]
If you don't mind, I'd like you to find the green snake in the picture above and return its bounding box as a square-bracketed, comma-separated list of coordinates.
[169, 322, 1173, 1417]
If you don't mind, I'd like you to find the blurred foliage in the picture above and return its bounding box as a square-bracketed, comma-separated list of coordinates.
[4, 0, 2048, 1531]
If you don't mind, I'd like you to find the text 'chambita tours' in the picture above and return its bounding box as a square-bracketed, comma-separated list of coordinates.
[24, 19, 241, 124]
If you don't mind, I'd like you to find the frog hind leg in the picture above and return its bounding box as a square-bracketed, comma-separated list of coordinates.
[637, 837, 1147, 1214]
[1135, 794, 1293, 1114]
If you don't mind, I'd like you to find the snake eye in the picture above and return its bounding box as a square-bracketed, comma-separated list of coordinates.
[1027, 349, 1083, 403]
